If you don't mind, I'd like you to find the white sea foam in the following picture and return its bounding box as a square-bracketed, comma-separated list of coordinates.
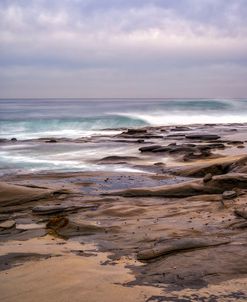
[0, 143, 144, 174]
[0, 129, 121, 140]
[114, 112, 247, 126]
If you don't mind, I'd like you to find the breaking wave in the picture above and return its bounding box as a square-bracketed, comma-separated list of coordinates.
[0, 98, 247, 139]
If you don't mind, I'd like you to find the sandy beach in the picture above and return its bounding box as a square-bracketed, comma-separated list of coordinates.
[1, 123, 247, 301]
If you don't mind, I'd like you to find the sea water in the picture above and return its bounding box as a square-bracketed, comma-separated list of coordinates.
[0, 98, 247, 174]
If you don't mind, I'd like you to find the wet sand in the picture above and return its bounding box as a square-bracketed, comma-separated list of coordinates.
[1, 123, 247, 301]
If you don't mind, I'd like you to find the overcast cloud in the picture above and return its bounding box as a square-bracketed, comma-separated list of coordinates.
[0, 0, 247, 98]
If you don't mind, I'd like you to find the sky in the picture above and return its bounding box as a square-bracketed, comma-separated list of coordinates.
[0, 0, 247, 98]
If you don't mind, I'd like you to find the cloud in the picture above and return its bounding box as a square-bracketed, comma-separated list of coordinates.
[0, 0, 247, 97]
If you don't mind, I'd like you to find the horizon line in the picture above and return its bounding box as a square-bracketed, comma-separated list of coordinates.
[1, 97, 247, 100]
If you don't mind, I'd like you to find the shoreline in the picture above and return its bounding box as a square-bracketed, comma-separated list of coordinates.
[1, 122, 247, 301]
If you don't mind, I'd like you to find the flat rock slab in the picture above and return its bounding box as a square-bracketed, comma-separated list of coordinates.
[0, 220, 16, 229]
[16, 223, 46, 230]
[139, 145, 162, 152]
[0, 182, 61, 206]
[185, 134, 220, 140]
[126, 129, 147, 134]
[99, 156, 139, 162]
[137, 238, 230, 261]
[109, 173, 247, 198]
[170, 126, 191, 131]
[32, 204, 94, 215]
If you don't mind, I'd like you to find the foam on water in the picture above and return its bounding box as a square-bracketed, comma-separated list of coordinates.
[115, 112, 247, 126]
[1, 98, 247, 174]
[0, 139, 143, 174]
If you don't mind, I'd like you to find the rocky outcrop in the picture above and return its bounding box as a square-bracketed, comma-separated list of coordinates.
[107, 173, 247, 198]
[176, 154, 247, 177]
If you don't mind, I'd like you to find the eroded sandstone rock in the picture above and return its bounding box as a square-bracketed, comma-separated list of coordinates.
[108, 173, 247, 198]
[137, 238, 230, 261]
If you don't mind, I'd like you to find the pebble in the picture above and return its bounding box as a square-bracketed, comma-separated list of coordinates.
[222, 190, 237, 200]
[203, 173, 213, 183]
[0, 220, 16, 229]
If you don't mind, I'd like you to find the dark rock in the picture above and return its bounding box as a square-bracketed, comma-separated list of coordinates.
[200, 143, 225, 150]
[126, 129, 147, 135]
[226, 141, 244, 145]
[152, 144, 197, 154]
[152, 147, 171, 153]
[166, 134, 186, 138]
[46, 139, 57, 143]
[210, 143, 225, 149]
[11, 138, 17, 141]
[99, 156, 139, 162]
[170, 126, 191, 132]
[120, 133, 163, 139]
[185, 134, 220, 140]
[139, 145, 162, 152]
[153, 162, 165, 166]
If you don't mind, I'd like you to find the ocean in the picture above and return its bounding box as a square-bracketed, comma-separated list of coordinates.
[1, 98, 247, 140]
[0, 98, 247, 174]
